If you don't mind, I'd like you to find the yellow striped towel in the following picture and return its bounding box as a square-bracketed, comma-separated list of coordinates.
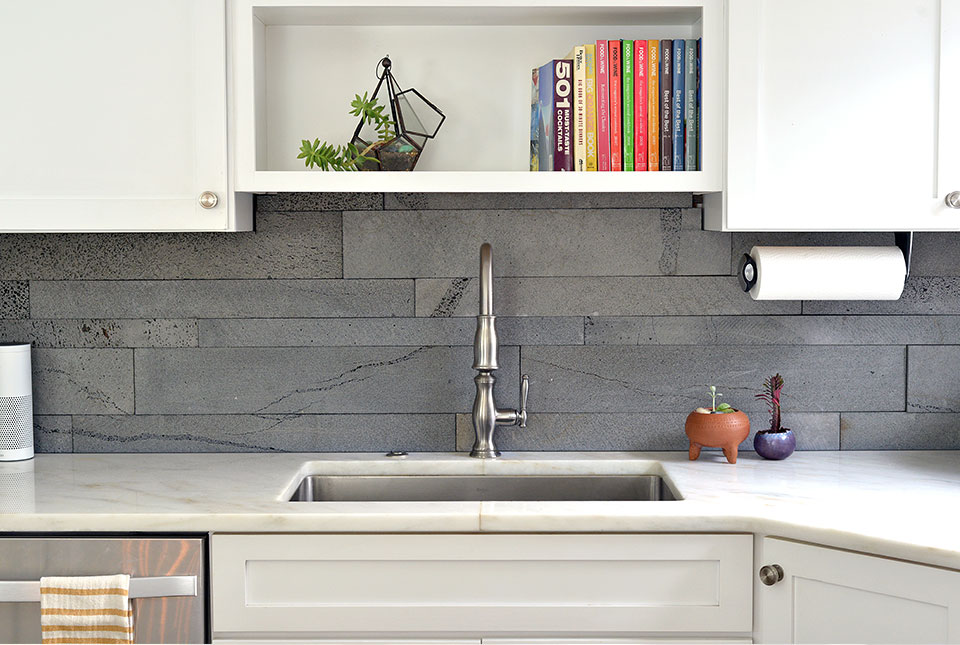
[39, 574, 134, 644]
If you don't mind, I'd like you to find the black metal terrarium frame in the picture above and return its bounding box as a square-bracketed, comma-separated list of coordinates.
[350, 56, 446, 171]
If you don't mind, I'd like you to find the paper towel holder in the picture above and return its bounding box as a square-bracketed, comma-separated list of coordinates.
[737, 231, 914, 293]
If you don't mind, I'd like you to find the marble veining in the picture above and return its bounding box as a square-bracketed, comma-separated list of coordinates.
[1, 451, 959, 569]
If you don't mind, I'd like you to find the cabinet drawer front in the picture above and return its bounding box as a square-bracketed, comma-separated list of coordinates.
[212, 534, 752, 636]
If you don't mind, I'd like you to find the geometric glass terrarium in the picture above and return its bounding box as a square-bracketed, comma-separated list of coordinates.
[350, 56, 445, 171]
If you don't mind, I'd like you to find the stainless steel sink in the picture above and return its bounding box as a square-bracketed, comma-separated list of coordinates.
[289, 474, 680, 502]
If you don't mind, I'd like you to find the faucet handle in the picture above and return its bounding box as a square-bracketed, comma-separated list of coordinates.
[518, 374, 529, 428]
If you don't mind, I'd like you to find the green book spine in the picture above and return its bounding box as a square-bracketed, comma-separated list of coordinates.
[622, 40, 634, 171]
[684, 39, 698, 171]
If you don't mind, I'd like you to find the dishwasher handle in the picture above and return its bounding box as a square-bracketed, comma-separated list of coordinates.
[0, 575, 197, 602]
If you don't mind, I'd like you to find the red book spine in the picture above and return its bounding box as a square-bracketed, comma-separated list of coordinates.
[595, 40, 611, 171]
[609, 40, 622, 171]
[634, 40, 647, 171]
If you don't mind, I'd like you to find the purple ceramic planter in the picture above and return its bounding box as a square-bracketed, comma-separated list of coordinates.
[754, 429, 796, 460]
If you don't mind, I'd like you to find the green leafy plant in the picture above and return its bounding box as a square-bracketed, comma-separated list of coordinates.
[297, 93, 397, 171]
[348, 92, 396, 142]
[755, 373, 789, 432]
[706, 385, 733, 413]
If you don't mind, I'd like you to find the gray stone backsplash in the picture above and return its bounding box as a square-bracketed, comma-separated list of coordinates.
[2, 192, 959, 453]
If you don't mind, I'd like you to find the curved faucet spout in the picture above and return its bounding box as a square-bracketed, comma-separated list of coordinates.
[479, 242, 493, 316]
[470, 242, 529, 459]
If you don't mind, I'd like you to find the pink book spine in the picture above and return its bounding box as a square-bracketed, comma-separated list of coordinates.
[634, 40, 648, 171]
[595, 40, 611, 171]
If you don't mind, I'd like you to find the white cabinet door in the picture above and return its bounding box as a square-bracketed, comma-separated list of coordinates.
[212, 533, 753, 638]
[0, 0, 250, 232]
[757, 538, 960, 643]
[709, 0, 960, 231]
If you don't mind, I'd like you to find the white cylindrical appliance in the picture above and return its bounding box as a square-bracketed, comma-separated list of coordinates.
[0, 344, 33, 461]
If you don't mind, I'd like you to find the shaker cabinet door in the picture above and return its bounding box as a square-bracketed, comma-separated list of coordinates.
[0, 0, 248, 231]
[757, 538, 960, 644]
[715, 0, 960, 231]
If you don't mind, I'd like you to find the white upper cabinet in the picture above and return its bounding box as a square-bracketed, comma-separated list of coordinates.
[757, 538, 960, 644]
[707, 0, 960, 231]
[0, 0, 251, 232]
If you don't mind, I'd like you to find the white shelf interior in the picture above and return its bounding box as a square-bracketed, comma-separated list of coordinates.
[232, 1, 722, 192]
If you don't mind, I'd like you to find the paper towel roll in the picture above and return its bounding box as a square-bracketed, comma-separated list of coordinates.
[749, 246, 906, 300]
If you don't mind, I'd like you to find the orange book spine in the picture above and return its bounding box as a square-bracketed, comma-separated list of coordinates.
[647, 40, 660, 171]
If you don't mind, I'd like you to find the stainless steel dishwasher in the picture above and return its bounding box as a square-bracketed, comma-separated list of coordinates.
[0, 536, 207, 643]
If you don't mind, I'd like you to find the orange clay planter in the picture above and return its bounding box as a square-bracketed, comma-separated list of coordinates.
[685, 410, 751, 464]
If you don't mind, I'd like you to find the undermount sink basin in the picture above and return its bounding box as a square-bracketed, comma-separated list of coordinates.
[289, 474, 680, 502]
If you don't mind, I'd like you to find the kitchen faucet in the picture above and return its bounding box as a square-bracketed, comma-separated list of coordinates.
[470, 243, 529, 459]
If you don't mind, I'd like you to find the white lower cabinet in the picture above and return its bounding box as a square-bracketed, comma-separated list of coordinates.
[757, 538, 960, 644]
[211, 533, 753, 641]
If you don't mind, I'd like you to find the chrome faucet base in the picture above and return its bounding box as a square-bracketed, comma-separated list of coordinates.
[469, 446, 501, 459]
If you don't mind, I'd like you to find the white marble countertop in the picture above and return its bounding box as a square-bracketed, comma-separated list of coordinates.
[1, 451, 959, 569]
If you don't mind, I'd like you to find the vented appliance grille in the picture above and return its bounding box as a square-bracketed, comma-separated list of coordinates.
[0, 395, 32, 450]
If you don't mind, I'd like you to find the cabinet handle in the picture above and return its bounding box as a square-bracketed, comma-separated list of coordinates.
[759, 564, 784, 586]
[198, 191, 219, 209]
[946, 192, 960, 209]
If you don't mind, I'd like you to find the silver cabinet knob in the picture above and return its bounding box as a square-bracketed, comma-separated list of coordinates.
[759, 564, 784, 586]
[946, 192, 960, 209]
[198, 191, 219, 209]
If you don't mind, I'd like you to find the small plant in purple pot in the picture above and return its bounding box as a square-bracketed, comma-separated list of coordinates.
[754, 374, 796, 460]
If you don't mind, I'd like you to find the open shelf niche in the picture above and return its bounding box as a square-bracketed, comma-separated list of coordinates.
[231, 0, 723, 193]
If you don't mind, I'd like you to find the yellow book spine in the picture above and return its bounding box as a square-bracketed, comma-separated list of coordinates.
[584, 44, 598, 171]
[648, 40, 660, 171]
[567, 46, 587, 171]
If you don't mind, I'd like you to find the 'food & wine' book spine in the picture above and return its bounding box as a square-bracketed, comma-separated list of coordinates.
[672, 38, 684, 171]
[622, 39, 634, 171]
[684, 39, 698, 171]
[648, 40, 659, 171]
[634, 40, 647, 171]
[659, 39, 672, 171]
[584, 43, 598, 171]
[609, 40, 623, 171]
[595, 40, 611, 171]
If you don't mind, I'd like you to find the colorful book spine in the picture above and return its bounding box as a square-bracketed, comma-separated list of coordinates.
[536, 60, 554, 171]
[684, 39, 698, 171]
[530, 67, 540, 171]
[584, 44, 598, 171]
[634, 40, 647, 171]
[648, 40, 659, 171]
[672, 38, 684, 171]
[622, 40, 634, 171]
[595, 40, 611, 171]
[609, 41, 622, 171]
[553, 59, 574, 171]
[697, 38, 702, 171]
[660, 39, 673, 171]
[567, 46, 587, 171]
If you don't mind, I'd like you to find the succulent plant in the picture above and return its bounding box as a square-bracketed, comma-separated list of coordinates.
[701, 385, 734, 413]
[755, 373, 789, 432]
[297, 93, 395, 171]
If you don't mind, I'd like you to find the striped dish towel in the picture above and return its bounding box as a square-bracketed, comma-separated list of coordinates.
[40, 574, 134, 644]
